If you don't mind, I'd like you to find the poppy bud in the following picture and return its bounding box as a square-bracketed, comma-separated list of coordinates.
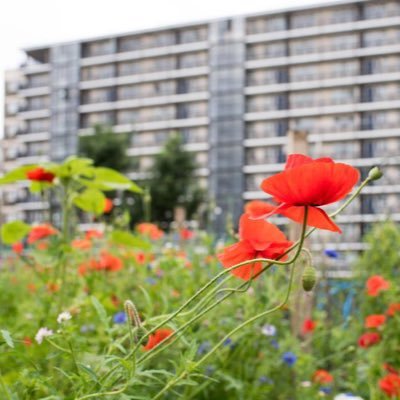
[368, 166, 383, 181]
[302, 265, 317, 292]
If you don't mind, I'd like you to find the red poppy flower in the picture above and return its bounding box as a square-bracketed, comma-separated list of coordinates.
[180, 228, 194, 240]
[28, 224, 57, 244]
[379, 374, 400, 397]
[103, 198, 113, 213]
[71, 238, 92, 250]
[12, 242, 23, 254]
[366, 275, 390, 297]
[387, 303, 400, 317]
[313, 369, 334, 384]
[98, 251, 123, 272]
[302, 319, 316, 334]
[23, 336, 33, 347]
[46, 282, 60, 293]
[85, 229, 103, 240]
[257, 154, 360, 232]
[137, 223, 164, 240]
[218, 214, 293, 281]
[26, 167, 55, 183]
[365, 314, 386, 329]
[143, 328, 174, 351]
[245, 200, 277, 219]
[358, 332, 381, 348]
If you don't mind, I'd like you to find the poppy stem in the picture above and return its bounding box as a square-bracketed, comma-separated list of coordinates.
[151, 260, 298, 400]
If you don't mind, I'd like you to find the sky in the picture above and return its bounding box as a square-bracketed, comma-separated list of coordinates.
[0, 0, 336, 133]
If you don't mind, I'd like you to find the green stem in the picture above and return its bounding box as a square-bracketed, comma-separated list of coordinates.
[152, 259, 297, 399]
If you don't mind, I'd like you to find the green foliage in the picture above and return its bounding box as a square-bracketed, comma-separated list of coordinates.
[1, 221, 31, 244]
[355, 220, 400, 278]
[148, 134, 204, 223]
[79, 124, 131, 172]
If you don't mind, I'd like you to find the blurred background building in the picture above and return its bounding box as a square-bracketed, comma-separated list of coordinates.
[2, 0, 400, 255]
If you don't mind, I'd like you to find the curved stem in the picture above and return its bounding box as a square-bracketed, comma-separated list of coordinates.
[152, 259, 297, 399]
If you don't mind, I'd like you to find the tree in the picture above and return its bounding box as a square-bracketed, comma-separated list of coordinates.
[78, 124, 131, 172]
[148, 134, 203, 224]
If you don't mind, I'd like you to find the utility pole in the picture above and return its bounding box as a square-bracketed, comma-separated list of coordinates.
[286, 130, 314, 339]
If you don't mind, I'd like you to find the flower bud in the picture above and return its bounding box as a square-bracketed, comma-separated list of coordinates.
[368, 166, 383, 181]
[302, 265, 317, 292]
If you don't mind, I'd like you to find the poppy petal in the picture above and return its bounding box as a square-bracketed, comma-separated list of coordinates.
[217, 241, 262, 281]
[261, 161, 359, 206]
[285, 154, 314, 170]
[275, 205, 341, 233]
[239, 213, 288, 250]
[244, 200, 277, 218]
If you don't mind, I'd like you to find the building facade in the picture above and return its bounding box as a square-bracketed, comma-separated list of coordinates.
[2, 0, 400, 253]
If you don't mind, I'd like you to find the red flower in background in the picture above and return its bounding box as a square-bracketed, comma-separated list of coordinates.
[23, 337, 33, 347]
[180, 228, 194, 240]
[98, 251, 123, 272]
[26, 167, 55, 183]
[379, 374, 400, 397]
[313, 369, 334, 384]
[365, 314, 386, 329]
[302, 319, 316, 334]
[28, 224, 57, 244]
[85, 229, 103, 240]
[137, 223, 164, 240]
[71, 239, 92, 250]
[143, 328, 174, 351]
[256, 154, 359, 233]
[103, 198, 113, 213]
[218, 214, 293, 281]
[387, 303, 400, 317]
[12, 242, 23, 254]
[366, 275, 390, 297]
[358, 332, 381, 348]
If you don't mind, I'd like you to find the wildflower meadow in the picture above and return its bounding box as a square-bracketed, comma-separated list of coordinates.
[0, 155, 399, 399]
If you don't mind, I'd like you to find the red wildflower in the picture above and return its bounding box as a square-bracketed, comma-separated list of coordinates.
[27, 283, 37, 293]
[71, 238, 92, 250]
[98, 251, 123, 272]
[313, 369, 334, 384]
[180, 228, 194, 240]
[245, 200, 277, 219]
[85, 229, 103, 240]
[28, 224, 57, 244]
[379, 374, 400, 397]
[257, 154, 359, 232]
[387, 303, 400, 317]
[23, 337, 33, 347]
[78, 259, 100, 276]
[302, 319, 316, 334]
[218, 214, 293, 281]
[358, 332, 381, 348]
[366, 275, 390, 297]
[365, 314, 386, 329]
[12, 242, 23, 254]
[103, 198, 113, 213]
[137, 223, 164, 240]
[46, 282, 60, 293]
[26, 167, 55, 183]
[143, 328, 174, 351]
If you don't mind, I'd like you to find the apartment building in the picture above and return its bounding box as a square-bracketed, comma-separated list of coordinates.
[2, 0, 400, 254]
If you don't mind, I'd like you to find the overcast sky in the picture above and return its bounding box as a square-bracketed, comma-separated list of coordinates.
[0, 0, 336, 133]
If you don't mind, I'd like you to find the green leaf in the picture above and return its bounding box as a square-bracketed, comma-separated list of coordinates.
[91, 296, 109, 329]
[93, 167, 142, 193]
[73, 188, 105, 215]
[0, 165, 37, 184]
[110, 230, 151, 251]
[1, 221, 31, 245]
[1, 330, 14, 348]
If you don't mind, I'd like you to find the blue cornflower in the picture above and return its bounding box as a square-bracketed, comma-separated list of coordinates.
[259, 376, 273, 385]
[113, 311, 127, 324]
[320, 386, 333, 395]
[197, 341, 211, 355]
[223, 337, 235, 350]
[145, 277, 157, 285]
[324, 248, 338, 258]
[270, 339, 280, 349]
[282, 351, 297, 366]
